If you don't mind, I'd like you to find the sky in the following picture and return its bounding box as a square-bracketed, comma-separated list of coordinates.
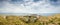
[0, 0, 60, 16]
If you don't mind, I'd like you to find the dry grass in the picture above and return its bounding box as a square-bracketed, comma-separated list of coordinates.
[0, 14, 60, 25]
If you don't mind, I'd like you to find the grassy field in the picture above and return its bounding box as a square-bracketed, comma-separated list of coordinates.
[0, 14, 60, 25]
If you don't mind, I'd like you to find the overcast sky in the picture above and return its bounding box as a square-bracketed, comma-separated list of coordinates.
[0, 0, 60, 16]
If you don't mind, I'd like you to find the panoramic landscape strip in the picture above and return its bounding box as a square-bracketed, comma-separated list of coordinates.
[0, 0, 60, 25]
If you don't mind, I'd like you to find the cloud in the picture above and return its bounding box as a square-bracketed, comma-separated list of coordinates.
[48, 0, 60, 6]
[0, 0, 60, 15]
[33, 0, 41, 2]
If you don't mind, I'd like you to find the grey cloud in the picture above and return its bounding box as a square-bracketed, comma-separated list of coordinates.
[33, 0, 39, 2]
[50, 0, 58, 2]
[49, 0, 60, 6]
[10, 0, 24, 4]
